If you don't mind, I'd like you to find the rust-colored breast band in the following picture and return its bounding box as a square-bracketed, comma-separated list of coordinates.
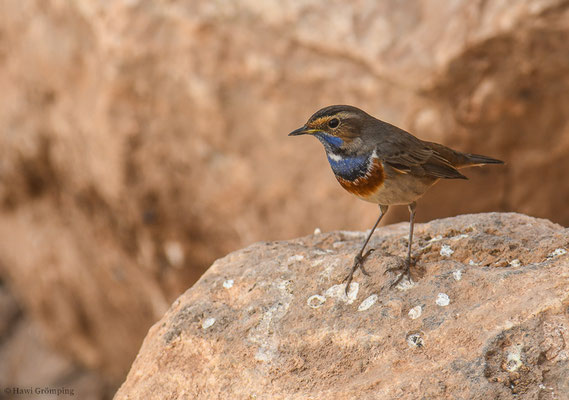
[336, 158, 385, 198]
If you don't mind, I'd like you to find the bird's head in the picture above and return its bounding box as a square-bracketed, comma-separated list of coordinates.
[288, 105, 373, 153]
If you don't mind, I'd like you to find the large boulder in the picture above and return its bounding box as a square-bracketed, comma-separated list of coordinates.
[115, 213, 569, 399]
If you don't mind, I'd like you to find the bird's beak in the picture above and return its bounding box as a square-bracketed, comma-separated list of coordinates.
[288, 126, 317, 136]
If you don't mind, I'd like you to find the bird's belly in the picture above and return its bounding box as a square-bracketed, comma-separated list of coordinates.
[339, 163, 437, 205]
[370, 174, 437, 205]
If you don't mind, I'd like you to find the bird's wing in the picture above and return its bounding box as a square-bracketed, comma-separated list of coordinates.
[375, 128, 467, 180]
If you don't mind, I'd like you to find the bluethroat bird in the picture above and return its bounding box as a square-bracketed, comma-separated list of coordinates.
[289, 105, 504, 294]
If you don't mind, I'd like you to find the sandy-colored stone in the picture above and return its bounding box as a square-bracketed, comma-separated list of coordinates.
[1, 0, 569, 387]
[115, 213, 569, 400]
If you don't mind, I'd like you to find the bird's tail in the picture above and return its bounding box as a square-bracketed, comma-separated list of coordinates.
[463, 153, 504, 166]
[424, 141, 504, 168]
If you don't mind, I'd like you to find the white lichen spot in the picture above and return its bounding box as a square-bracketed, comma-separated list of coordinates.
[325, 282, 359, 304]
[313, 249, 333, 256]
[504, 345, 523, 372]
[164, 241, 185, 268]
[307, 294, 326, 309]
[509, 259, 521, 268]
[468, 259, 478, 266]
[549, 248, 567, 258]
[452, 234, 469, 240]
[223, 279, 234, 289]
[396, 278, 416, 291]
[247, 279, 293, 362]
[276, 280, 292, 292]
[436, 293, 450, 307]
[429, 235, 443, 242]
[254, 348, 271, 362]
[201, 317, 216, 330]
[440, 244, 454, 257]
[406, 332, 424, 348]
[313, 227, 322, 235]
[317, 258, 340, 279]
[453, 269, 463, 281]
[358, 294, 378, 311]
[287, 255, 304, 264]
[311, 259, 323, 267]
[338, 230, 365, 239]
[408, 305, 422, 320]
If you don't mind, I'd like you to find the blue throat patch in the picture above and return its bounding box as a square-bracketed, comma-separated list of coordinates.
[326, 153, 369, 181]
[313, 132, 370, 180]
[315, 132, 343, 148]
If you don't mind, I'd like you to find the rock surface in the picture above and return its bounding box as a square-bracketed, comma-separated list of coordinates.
[2, 0, 569, 389]
[115, 213, 569, 399]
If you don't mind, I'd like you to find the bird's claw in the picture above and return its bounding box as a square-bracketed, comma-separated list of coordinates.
[343, 249, 375, 295]
[385, 257, 412, 288]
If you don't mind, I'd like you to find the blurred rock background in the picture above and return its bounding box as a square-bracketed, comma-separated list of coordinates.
[0, 0, 568, 397]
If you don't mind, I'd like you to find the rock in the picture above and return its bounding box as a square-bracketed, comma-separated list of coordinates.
[2, 0, 569, 386]
[115, 213, 569, 399]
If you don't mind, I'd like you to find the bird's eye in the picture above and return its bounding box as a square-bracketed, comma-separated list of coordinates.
[328, 118, 340, 128]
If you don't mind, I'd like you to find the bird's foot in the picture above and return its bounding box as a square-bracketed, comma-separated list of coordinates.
[342, 249, 375, 295]
[385, 257, 413, 288]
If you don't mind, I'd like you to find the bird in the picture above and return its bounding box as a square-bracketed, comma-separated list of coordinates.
[289, 105, 504, 294]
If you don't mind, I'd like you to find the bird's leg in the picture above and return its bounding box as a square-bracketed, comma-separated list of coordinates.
[390, 201, 417, 287]
[343, 204, 388, 295]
